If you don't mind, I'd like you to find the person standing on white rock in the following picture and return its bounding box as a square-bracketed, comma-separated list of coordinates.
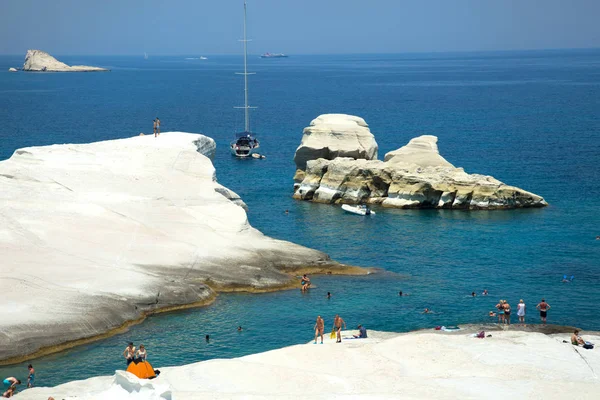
[537, 299, 551, 324]
[517, 299, 526, 323]
[333, 314, 346, 343]
[123, 342, 136, 366]
[156, 117, 161, 135]
[314, 316, 325, 344]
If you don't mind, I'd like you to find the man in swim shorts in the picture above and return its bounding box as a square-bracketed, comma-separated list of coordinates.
[314, 316, 324, 344]
[153, 119, 157, 137]
[156, 117, 161, 135]
[27, 364, 34, 388]
[333, 314, 346, 343]
[536, 299, 551, 324]
[123, 342, 136, 366]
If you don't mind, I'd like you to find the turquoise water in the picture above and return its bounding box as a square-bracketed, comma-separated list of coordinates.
[0, 51, 599, 387]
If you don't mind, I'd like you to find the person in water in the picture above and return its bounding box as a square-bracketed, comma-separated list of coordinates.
[482, 289, 488, 296]
[205, 334, 210, 342]
[136, 344, 147, 362]
[314, 316, 325, 344]
[123, 342, 136, 365]
[471, 292, 476, 297]
[536, 299, 551, 324]
[237, 326, 243, 331]
[517, 299, 526, 323]
[300, 274, 311, 292]
[423, 308, 431, 314]
[326, 292, 331, 299]
[571, 330, 586, 346]
[333, 314, 346, 343]
[27, 364, 34, 388]
[353, 324, 368, 339]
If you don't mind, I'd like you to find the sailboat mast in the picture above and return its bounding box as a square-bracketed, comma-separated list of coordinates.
[243, 0, 250, 133]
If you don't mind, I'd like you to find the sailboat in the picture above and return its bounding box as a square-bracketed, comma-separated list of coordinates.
[230, 0, 260, 158]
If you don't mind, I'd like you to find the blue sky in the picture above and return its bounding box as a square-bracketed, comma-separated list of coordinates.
[1, 0, 599, 55]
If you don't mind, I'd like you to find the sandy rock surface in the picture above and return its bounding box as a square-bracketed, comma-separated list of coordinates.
[22, 49, 108, 72]
[293, 121, 547, 209]
[0, 132, 343, 362]
[16, 329, 600, 399]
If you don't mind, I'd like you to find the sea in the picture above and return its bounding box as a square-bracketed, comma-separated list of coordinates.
[0, 50, 599, 387]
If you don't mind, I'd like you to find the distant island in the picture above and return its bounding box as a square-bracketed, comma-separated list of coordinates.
[21, 49, 109, 72]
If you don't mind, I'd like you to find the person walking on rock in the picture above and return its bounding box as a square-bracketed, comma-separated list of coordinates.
[333, 314, 346, 343]
[536, 299, 551, 324]
[314, 316, 324, 344]
[156, 117, 161, 135]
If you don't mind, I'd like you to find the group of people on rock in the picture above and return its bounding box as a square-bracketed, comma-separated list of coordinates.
[2, 364, 34, 398]
[313, 314, 367, 344]
[490, 298, 551, 324]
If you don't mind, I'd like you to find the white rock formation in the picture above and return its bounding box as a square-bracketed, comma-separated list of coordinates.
[16, 329, 600, 400]
[293, 125, 547, 209]
[0, 132, 348, 363]
[293, 114, 378, 173]
[8, 67, 18, 72]
[22, 49, 108, 72]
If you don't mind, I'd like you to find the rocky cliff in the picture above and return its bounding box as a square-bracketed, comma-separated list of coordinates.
[293, 117, 547, 210]
[22, 49, 108, 72]
[0, 132, 359, 364]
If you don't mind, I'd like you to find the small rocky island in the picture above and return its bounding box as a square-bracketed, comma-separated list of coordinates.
[293, 114, 547, 209]
[22, 49, 109, 72]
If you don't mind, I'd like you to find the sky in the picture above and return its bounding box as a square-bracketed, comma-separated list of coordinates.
[0, 0, 599, 55]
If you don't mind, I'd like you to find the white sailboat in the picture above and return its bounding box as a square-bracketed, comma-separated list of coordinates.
[230, 0, 260, 158]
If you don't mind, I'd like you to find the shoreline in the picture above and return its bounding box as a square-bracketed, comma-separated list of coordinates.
[14, 327, 600, 399]
[0, 264, 370, 366]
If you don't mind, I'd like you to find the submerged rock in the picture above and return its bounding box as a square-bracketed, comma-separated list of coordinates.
[22, 49, 109, 72]
[0, 132, 353, 363]
[293, 116, 547, 209]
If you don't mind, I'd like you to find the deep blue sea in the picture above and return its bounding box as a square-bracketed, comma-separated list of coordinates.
[1, 50, 599, 387]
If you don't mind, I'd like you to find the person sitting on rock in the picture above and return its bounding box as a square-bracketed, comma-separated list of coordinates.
[571, 330, 586, 346]
[300, 274, 311, 292]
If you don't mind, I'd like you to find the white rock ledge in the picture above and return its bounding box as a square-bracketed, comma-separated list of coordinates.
[22, 49, 109, 72]
[0, 132, 341, 362]
[15, 329, 600, 399]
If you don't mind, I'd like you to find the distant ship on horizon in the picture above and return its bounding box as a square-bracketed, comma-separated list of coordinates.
[260, 52, 288, 58]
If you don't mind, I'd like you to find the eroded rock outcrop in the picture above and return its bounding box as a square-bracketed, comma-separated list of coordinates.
[22, 49, 108, 72]
[0, 132, 358, 363]
[8, 67, 17, 72]
[293, 117, 547, 209]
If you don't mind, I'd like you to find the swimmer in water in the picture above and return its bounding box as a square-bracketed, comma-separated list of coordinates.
[237, 326, 243, 331]
[423, 308, 431, 314]
[326, 292, 331, 299]
[471, 292, 476, 297]
[482, 289, 488, 296]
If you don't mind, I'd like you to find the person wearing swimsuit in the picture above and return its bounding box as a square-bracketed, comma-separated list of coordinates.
[314, 316, 325, 344]
[503, 301, 511, 325]
[123, 342, 136, 366]
[536, 299, 551, 324]
[136, 345, 147, 362]
[495, 300, 505, 324]
[27, 364, 34, 388]
[333, 314, 346, 343]
[571, 330, 585, 346]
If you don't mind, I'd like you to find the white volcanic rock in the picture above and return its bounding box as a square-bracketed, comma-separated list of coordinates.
[8, 67, 18, 72]
[22, 49, 108, 72]
[0, 132, 343, 362]
[293, 114, 378, 173]
[293, 126, 547, 209]
[16, 330, 600, 399]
